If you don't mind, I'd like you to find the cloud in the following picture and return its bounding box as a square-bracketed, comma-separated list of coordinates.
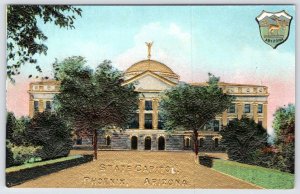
[114, 22, 192, 80]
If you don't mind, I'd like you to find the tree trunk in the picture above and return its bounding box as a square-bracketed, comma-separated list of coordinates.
[193, 129, 199, 157]
[93, 128, 98, 160]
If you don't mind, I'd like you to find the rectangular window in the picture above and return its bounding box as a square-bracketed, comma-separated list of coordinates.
[34, 101, 39, 112]
[258, 104, 263, 113]
[227, 119, 234, 125]
[46, 101, 52, 111]
[227, 103, 236, 113]
[144, 113, 152, 129]
[158, 113, 164, 129]
[145, 100, 152, 111]
[129, 113, 139, 129]
[244, 104, 251, 113]
[213, 120, 220, 132]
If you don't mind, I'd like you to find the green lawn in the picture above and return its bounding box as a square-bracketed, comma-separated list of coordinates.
[212, 159, 294, 189]
[6, 155, 82, 173]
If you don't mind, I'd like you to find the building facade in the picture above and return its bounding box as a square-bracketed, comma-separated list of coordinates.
[28, 59, 269, 151]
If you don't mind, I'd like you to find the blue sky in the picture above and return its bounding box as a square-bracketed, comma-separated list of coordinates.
[8, 5, 295, 133]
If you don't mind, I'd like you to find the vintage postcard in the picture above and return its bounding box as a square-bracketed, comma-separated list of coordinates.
[5, 5, 295, 189]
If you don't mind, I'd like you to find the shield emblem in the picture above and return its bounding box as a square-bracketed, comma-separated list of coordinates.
[256, 10, 292, 49]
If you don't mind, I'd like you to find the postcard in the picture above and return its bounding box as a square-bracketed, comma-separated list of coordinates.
[5, 5, 295, 189]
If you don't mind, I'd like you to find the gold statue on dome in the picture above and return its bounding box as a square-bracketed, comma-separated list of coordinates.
[145, 41, 153, 59]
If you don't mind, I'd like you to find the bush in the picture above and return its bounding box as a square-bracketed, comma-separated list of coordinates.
[26, 112, 73, 160]
[12, 146, 42, 165]
[7, 142, 42, 165]
[220, 117, 268, 164]
[6, 112, 29, 146]
[6, 144, 14, 168]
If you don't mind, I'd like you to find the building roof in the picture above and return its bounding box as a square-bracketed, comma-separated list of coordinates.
[190, 82, 267, 88]
[125, 59, 177, 76]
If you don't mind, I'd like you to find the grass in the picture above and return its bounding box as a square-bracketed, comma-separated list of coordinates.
[212, 159, 294, 189]
[6, 155, 82, 173]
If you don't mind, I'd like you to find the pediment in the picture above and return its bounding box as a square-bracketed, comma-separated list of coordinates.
[122, 71, 176, 91]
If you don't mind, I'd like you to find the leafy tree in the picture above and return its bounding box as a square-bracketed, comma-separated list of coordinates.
[26, 112, 73, 160]
[220, 117, 268, 164]
[7, 5, 82, 80]
[160, 74, 233, 157]
[54, 57, 138, 159]
[272, 104, 295, 173]
[6, 112, 17, 142]
[273, 104, 295, 145]
[6, 112, 27, 145]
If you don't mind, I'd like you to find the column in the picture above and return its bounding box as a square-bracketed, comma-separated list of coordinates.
[139, 98, 145, 130]
[152, 98, 159, 130]
[222, 111, 227, 126]
[263, 103, 268, 129]
[253, 103, 258, 123]
[38, 99, 44, 113]
[237, 103, 243, 119]
[29, 100, 34, 118]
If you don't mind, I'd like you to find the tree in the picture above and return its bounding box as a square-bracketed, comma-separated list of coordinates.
[26, 112, 73, 160]
[6, 112, 27, 145]
[220, 117, 268, 164]
[273, 104, 295, 145]
[54, 57, 139, 159]
[7, 5, 82, 80]
[272, 104, 295, 173]
[160, 74, 233, 157]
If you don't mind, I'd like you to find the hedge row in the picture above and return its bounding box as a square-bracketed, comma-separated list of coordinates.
[6, 154, 93, 187]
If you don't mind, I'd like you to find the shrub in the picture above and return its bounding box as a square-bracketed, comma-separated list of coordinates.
[7, 142, 42, 165]
[6, 143, 14, 167]
[26, 112, 73, 160]
[220, 117, 268, 164]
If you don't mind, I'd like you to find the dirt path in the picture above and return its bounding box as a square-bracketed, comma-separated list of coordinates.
[15, 151, 260, 189]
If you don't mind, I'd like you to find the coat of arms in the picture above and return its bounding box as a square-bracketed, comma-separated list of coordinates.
[256, 10, 292, 49]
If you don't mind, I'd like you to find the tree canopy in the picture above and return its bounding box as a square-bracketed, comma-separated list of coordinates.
[220, 117, 268, 164]
[54, 56, 139, 159]
[26, 112, 73, 160]
[272, 104, 295, 144]
[7, 5, 82, 80]
[272, 104, 295, 173]
[160, 74, 234, 156]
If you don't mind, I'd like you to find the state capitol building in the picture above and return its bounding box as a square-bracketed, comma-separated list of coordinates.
[28, 47, 269, 151]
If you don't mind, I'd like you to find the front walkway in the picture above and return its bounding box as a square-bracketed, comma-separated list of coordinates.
[15, 151, 260, 188]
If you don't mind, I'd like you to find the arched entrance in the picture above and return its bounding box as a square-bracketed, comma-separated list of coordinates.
[144, 136, 151, 150]
[158, 136, 165, 150]
[131, 136, 138, 150]
[106, 136, 111, 146]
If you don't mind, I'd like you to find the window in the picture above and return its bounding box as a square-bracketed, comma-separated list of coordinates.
[158, 113, 164, 129]
[145, 100, 152, 111]
[34, 101, 39, 112]
[199, 138, 204, 147]
[258, 121, 263, 126]
[144, 113, 152, 129]
[214, 138, 219, 148]
[46, 101, 52, 111]
[258, 104, 263, 113]
[213, 120, 220, 132]
[106, 136, 111, 146]
[227, 119, 234, 125]
[228, 103, 236, 113]
[129, 114, 139, 128]
[244, 104, 251, 113]
[184, 138, 191, 148]
[76, 137, 82, 145]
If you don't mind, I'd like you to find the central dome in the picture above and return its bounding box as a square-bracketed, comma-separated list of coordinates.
[125, 59, 175, 74]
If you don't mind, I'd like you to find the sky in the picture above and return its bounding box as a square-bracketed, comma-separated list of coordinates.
[6, 5, 295, 134]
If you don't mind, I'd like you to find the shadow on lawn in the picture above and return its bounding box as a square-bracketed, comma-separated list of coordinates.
[6, 154, 93, 187]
